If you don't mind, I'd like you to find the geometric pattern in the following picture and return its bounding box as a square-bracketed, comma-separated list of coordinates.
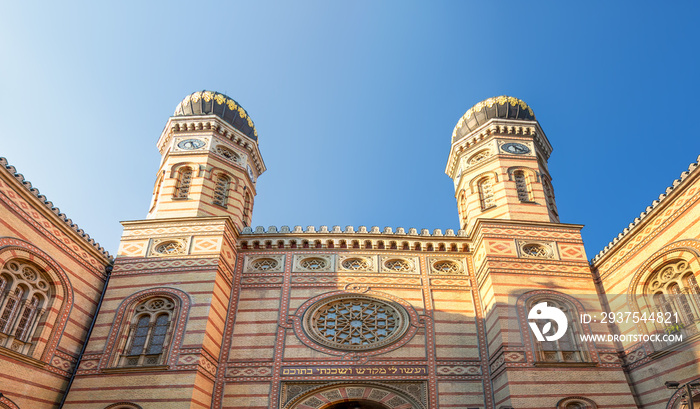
[226, 366, 273, 377]
[436, 365, 481, 375]
[191, 237, 221, 254]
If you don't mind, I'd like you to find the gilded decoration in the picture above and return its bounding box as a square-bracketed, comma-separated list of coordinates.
[149, 238, 190, 257]
[452, 95, 536, 142]
[243, 254, 285, 273]
[303, 294, 410, 351]
[173, 91, 257, 138]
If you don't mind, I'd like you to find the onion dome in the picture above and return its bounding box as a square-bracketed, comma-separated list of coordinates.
[452, 96, 536, 143]
[174, 91, 258, 141]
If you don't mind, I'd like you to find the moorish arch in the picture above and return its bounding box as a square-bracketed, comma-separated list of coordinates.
[283, 383, 426, 409]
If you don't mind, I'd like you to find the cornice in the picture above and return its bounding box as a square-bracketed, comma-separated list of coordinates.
[444, 118, 551, 179]
[240, 225, 467, 238]
[591, 155, 700, 265]
[157, 115, 266, 176]
[0, 157, 113, 261]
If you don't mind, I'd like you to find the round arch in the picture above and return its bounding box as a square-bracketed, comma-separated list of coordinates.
[556, 396, 598, 408]
[284, 383, 425, 409]
[666, 378, 700, 409]
[0, 237, 75, 362]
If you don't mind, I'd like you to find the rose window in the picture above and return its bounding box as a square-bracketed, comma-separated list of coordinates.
[521, 243, 551, 258]
[300, 257, 327, 270]
[252, 258, 278, 271]
[384, 259, 412, 272]
[155, 241, 185, 255]
[305, 295, 409, 350]
[342, 258, 370, 271]
[433, 260, 460, 273]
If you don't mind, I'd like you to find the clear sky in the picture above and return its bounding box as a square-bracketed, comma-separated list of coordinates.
[1, 2, 699, 259]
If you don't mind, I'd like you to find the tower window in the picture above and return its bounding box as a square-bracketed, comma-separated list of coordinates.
[514, 170, 532, 202]
[212, 174, 230, 207]
[174, 167, 193, 199]
[543, 177, 557, 214]
[242, 192, 252, 226]
[458, 190, 468, 226]
[478, 177, 496, 210]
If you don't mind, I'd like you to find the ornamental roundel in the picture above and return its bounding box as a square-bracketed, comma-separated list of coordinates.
[519, 241, 555, 259]
[304, 294, 410, 351]
[300, 257, 327, 270]
[431, 259, 462, 274]
[341, 257, 370, 271]
[383, 258, 412, 272]
[251, 257, 278, 271]
[154, 240, 186, 255]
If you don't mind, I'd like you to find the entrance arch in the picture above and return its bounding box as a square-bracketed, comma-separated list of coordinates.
[284, 383, 425, 409]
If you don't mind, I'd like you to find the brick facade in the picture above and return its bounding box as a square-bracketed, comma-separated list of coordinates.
[0, 92, 698, 408]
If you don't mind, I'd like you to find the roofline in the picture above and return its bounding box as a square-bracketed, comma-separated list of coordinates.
[0, 157, 113, 261]
[591, 154, 700, 266]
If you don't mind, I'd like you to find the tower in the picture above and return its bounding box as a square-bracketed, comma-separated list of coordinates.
[148, 91, 265, 229]
[446, 97, 637, 409]
[445, 96, 558, 234]
[63, 91, 264, 408]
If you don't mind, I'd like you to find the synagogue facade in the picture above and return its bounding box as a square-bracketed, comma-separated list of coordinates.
[0, 91, 698, 409]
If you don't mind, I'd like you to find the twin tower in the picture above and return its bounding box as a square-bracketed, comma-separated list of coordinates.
[60, 91, 601, 409]
[146, 92, 558, 233]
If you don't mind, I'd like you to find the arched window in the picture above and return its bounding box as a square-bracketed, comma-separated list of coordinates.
[542, 177, 557, 214]
[0, 260, 50, 354]
[478, 177, 495, 210]
[458, 190, 468, 225]
[119, 297, 176, 367]
[149, 172, 164, 212]
[556, 397, 598, 409]
[243, 192, 252, 226]
[513, 170, 532, 202]
[528, 298, 586, 363]
[212, 173, 230, 207]
[646, 260, 700, 328]
[173, 166, 193, 199]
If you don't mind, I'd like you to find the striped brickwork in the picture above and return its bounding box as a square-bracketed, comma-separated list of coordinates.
[0, 158, 111, 408]
[63, 217, 237, 409]
[593, 163, 700, 408]
[471, 220, 637, 409]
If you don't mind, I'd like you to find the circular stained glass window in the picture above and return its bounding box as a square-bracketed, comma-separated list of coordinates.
[304, 295, 409, 351]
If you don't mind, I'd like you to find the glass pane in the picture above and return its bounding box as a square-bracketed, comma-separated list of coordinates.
[146, 315, 170, 355]
[128, 316, 150, 355]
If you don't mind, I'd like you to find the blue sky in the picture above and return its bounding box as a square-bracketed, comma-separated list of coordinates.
[1, 2, 699, 258]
